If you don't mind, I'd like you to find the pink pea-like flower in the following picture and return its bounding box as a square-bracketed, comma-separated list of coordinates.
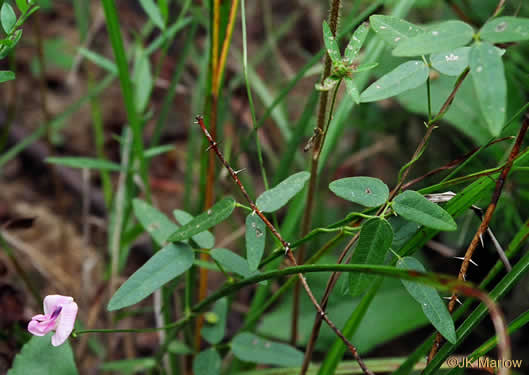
[27, 295, 78, 346]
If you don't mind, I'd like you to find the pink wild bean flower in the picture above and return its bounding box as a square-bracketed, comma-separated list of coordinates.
[27, 295, 78, 346]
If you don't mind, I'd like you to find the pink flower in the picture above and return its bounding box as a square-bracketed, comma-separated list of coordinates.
[27, 295, 78, 346]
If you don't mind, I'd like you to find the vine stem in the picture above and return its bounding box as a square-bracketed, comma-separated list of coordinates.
[427, 113, 529, 362]
[293, 0, 342, 348]
[195, 115, 374, 375]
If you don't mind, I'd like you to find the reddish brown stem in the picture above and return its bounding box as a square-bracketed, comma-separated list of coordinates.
[428, 114, 529, 362]
[195, 115, 374, 375]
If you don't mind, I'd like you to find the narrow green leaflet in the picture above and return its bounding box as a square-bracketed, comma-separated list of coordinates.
[168, 198, 236, 242]
[329, 176, 389, 207]
[202, 298, 228, 345]
[344, 21, 369, 63]
[7, 335, 78, 375]
[360, 61, 429, 103]
[107, 242, 194, 310]
[469, 42, 506, 136]
[397, 256, 457, 344]
[393, 190, 457, 231]
[256, 171, 310, 213]
[210, 248, 253, 278]
[231, 332, 304, 367]
[369, 15, 424, 47]
[352, 62, 378, 73]
[100, 358, 156, 374]
[132, 47, 153, 113]
[349, 218, 393, 296]
[393, 21, 474, 57]
[133, 199, 177, 246]
[1, 3, 16, 34]
[173, 209, 215, 249]
[138, 0, 165, 30]
[193, 349, 221, 375]
[480, 16, 529, 43]
[45, 157, 122, 171]
[430, 47, 470, 76]
[245, 214, 266, 270]
[0, 70, 15, 83]
[322, 21, 341, 63]
[345, 78, 360, 104]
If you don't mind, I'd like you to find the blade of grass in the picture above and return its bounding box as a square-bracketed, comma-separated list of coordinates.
[101, 0, 150, 201]
[241, 0, 268, 189]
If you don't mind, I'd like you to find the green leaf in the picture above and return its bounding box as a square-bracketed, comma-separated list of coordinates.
[132, 47, 153, 113]
[100, 358, 156, 374]
[393, 21, 474, 57]
[45, 157, 122, 171]
[1, 3, 17, 34]
[480, 16, 529, 43]
[107, 242, 194, 310]
[193, 349, 221, 375]
[345, 78, 359, 104]
[245, 214, 266, 270]
[0, 70, 15, 83]
[256, 171, 310, 213]
[139, 0, 165, 30]
[469, 41, 506, 136]
[168, 198, 236, 242]
[322, 20, 341, 63]
[352, 62, 378, 72]
[360, 60, 429, 103]
[329, 176, 389, 207]
[202, 298, 228, 345]
[79, 48, 117, 75]
[231, 332, 304, 367]
[344, 21, 369, 63]
[393, 190, 457, 231]
[349, 218, 393, 296]
[397, 71, 490, 144]
[397, 256, 457, 344]
[211, 248, 251, 277]
[173, 209, 215, 249]
[7, 334, 78, 375]
[133, 199, 177, 246]
[369, 15, 424, 47]
[15, 0, 28, 13]
[430, 47, 470, 76]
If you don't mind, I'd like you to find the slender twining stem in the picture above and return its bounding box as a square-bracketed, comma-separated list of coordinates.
[427, 114, 529, 362]
[195, 115, 374, 375]
[293, 0, 342, 347]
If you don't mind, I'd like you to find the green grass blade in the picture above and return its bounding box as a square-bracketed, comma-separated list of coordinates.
[101, 0, 150, 200]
